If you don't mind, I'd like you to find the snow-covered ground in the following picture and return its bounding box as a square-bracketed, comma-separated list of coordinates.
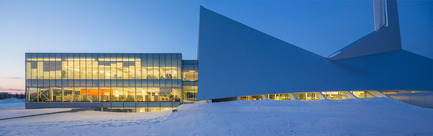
[1, 98, 433, 136]
[0, 98, 71, 119]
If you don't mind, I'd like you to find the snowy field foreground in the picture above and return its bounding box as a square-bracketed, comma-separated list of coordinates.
[0, 98, 71, 119]
[1, 98, 433, 136]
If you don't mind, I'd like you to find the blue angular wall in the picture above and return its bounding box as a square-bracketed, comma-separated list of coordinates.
[197, 6, 433, 100]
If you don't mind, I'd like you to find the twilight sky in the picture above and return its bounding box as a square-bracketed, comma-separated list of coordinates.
[0, 0, 432, 93]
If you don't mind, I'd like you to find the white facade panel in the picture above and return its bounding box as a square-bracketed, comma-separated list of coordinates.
[197, 6, 433, 100]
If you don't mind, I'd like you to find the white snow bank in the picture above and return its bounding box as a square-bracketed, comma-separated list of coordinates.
[1, 98, 433, 136]
[0, 98, 71, 119]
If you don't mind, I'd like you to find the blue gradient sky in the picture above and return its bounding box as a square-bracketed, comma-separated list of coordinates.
[0, 0, 432, 93]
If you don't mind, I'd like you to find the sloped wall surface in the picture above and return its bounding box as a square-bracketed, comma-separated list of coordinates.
[197, 6, 433, 100]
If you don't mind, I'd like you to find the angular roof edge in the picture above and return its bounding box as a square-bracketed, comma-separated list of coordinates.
[328, 0, 402, 60]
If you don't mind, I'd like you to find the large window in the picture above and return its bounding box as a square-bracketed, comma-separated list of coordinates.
[322, 91, 352, 100]
[125, 88, 135, 101]
[182, 70, 198, 81]
[350, 91, 380, 98]
[294, 92, 319, 100]
[267, 93, 291, 100]
[53, 88, 62, 102]
[100, 88, 111, 102]
[39, 88, 50, 102]
[183, 86, 197, 101]
[239, 95, 265, 101]
[64, 88, 73, 102]
[25, 53, 183, 103]
[28, 88, 38, 102]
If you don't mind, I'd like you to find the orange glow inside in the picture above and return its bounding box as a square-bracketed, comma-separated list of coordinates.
[79, 89, 111, 95]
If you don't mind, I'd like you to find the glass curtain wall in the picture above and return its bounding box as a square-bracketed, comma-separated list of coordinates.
[25, 53, 182, 102]
[182, 86, 197, 101]
[182, 60, 198, 101]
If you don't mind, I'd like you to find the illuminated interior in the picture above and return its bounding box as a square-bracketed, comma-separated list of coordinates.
[182, 70, 198, 81]
[381, 90, 409, 94]
[410, 91, 427, 93]
[26, 53, 426, 110]
[237, 90, 404, 101]
[267, 93, 291, 100]
[183, 86, 197, 101]
[26, 53, 184, 102]
[239, 95, 265, 101]
[25, 54, 181, 80]
[294, 92, 319, 100]
[181, 60, 198, 101]
[322, 91, 352, 100]
[350, 91, 374, 98]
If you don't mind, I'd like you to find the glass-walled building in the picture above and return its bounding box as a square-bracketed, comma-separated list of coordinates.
[25, 53, 197, 111]
[182, 60, 198, 101]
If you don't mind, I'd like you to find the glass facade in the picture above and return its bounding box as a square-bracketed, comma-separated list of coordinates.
[294, 92, 319, 100]
[25, 53, 404, 109]
[237, 91, 391, 101]
[350, 91, 376, 98]
[25, 53, 185, 103]
[380, 90, 424, 95]
[322, 91, 351, 100]
[239, 95, 265, 101]
[182, 60, 198, 101]
[267, 93, 292, 100]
